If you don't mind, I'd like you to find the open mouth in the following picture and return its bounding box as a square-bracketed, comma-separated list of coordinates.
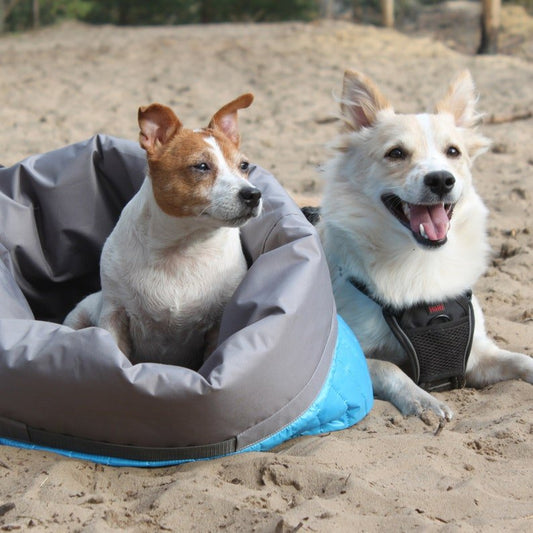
[381, 193, 455, 248]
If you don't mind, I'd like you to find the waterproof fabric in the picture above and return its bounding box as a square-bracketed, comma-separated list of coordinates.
[0, 135, 372, 465]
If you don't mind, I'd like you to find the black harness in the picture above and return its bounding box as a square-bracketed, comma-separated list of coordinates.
[348, 277, 475, 392]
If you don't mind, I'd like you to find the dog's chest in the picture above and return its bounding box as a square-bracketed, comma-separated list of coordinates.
[333, 278, 406, 363]
[125, 241, 247, 365]
[128, 308, 217, 367]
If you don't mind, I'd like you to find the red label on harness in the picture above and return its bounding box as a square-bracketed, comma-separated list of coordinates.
[428, 303, 445, 314]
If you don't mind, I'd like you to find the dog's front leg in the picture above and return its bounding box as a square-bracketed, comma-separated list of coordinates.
[99, 304, 132, 359]
[466, 335, 533, 388]
[465, 296, 533, 387]
[366, 358, 454, 421]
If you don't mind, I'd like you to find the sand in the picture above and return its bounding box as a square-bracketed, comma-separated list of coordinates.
[0, 5, 532, 532]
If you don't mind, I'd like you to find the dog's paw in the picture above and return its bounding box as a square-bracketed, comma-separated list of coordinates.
[399, 389, 453, 422]
[368, 358, 454, 422]
[419, 409, 448, 429]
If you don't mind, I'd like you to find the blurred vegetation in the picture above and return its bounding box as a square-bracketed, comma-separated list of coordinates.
[1, 0, 532, 33]
[87, 0, 321, 25]
[349, 0, 533, 26]
[0, 0, 319, 31]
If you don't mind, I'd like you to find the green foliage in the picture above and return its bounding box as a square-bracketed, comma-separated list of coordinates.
[84, 0, 319, 25]
[195, 0, 319, 23]
[84, 0, 192, 25]
[4, 1, 530, 33]
[2, 0, 93, 31]
[1, 0, 320, 31]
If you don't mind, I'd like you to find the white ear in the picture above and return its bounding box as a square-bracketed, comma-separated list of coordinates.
[138, 104, 182, 154]
[435, 71, 482, 128]
[340, 70, 393, 131]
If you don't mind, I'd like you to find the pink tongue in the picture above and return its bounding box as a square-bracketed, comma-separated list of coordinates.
[409, 204, 449, 241]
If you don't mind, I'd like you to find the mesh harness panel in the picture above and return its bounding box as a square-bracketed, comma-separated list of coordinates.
[349, 278, 474, 392]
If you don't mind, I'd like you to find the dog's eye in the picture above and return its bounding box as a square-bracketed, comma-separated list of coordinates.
[193, 162, 210, 172]
[240, 161, 250, 172]
[385, 147, 406, 160]
[446, 145, 461, 158]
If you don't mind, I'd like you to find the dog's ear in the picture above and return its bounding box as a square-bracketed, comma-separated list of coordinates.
[208, 93, 254, 147]
[340, 70, 392, 131]
[436, 71, 490, 160]
[435, 71, 482, 128]
[138, 104, 182, 154]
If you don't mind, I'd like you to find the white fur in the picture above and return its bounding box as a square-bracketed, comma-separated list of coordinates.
[64, 97, 261, 367]
[204, 136, 258, 224]
[318, 71, 533, 420]
[102, 178, 249, 366]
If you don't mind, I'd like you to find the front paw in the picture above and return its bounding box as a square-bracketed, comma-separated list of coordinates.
[397, 387, 454, 422]
[367, 358, 453, 422]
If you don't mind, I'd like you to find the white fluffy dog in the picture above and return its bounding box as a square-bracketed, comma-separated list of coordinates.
[317, 70, 533, 420]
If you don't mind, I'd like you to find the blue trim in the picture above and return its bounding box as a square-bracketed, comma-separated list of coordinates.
[0, 438, 183, 468]
[240, 315, 373, 453]
[0, 317, 372, 467]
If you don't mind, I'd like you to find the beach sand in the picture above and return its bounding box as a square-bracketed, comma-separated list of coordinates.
[0, 6, 532, 531]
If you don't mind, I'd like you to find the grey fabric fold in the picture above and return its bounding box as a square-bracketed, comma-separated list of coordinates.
[0, 135, 336, 450]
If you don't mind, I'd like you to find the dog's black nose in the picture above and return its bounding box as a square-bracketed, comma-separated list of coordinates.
[424, 171, 455, 197]
[239, 187, 262, 208]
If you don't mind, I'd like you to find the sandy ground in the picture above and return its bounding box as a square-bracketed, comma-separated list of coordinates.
[0, 4, 532, 532]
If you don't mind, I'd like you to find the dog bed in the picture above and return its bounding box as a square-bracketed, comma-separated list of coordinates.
[0, 135, 372, 466]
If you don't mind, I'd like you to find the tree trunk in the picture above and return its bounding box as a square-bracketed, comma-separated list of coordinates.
[33, 0, 39, 29]
[381, 0, 394, 28]
[320, 0, 334, 18]
[478, 0, 500, 54]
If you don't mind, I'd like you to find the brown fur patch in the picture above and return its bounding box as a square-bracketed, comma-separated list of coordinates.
[208, 93, 253, 146]
[208, 128, 251, 173]
[147, 128, 247, 217]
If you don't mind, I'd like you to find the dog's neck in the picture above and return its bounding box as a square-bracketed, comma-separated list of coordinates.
[134, 177, 235, 252]
[319, 196, 490, 308]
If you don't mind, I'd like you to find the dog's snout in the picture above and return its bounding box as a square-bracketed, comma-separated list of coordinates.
[239, 187, 262, 208]
[424, 171, 455, 197]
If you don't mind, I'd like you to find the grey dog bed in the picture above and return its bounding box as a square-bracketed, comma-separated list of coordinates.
[0, 135, 372, 465]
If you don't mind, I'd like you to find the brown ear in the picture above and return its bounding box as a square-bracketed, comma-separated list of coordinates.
[138, 103, 182, 154]
[208, 93, 254, 147]
[340, 70, 392, 131]
[435, 70, 481, 128]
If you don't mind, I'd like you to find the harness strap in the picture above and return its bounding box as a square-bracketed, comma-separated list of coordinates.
[348, 277, 474, 392]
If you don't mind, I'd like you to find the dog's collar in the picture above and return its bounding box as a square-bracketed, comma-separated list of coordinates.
[347, 276, 474, 392]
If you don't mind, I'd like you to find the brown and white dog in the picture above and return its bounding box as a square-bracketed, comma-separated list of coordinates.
[64, 94, 262, 368]
[317, 70, 533, 420]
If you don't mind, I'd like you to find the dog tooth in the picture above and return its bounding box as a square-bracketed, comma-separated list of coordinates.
[419, 224, 429, 240]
